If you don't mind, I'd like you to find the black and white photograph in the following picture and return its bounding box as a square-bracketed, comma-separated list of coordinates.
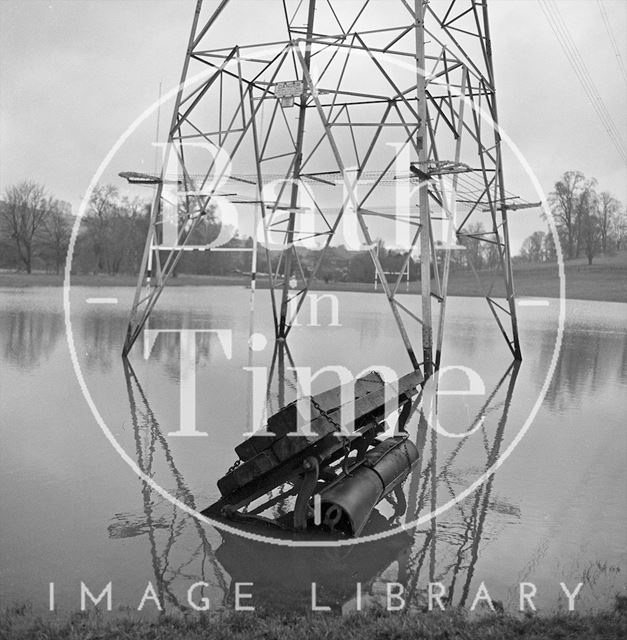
[0, 1, 626, 638]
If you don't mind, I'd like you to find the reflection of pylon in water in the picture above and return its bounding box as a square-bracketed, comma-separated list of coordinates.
[122, 0, 531, 377]
[111, 331, 521, 612]
[398, 361, 520, 607]
[109, 360, 229, 611]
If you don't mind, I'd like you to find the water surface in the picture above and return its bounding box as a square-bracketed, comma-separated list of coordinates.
[0, 286, 625, 614]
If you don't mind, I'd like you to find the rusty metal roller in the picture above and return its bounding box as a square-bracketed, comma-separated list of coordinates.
[318, 436, 419, 537]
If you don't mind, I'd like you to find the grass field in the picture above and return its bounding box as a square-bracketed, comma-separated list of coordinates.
[1, 253, 626, 303]
[2, 599, 626, 640]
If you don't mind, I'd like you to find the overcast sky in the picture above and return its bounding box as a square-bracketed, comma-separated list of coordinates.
[1, 0, 625, 252]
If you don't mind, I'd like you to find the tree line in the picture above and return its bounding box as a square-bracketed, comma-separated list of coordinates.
[0, 181, 149, 275]
[0, 180, 465, 281]
[518, 171, 625, 265]
[1, 172, 624, 279]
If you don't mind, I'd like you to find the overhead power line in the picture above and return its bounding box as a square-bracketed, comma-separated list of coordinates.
[547, 0, 626, 151]
[538, 0, 627, 163]
[597, 0, 627, 87]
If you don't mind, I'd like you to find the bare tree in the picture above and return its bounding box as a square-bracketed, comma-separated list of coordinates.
[81, 186, 152, 275]
[549, 171, 585, 260]
[458, 221, 486, 270]
[483, 241, 502, 270]
[543, 232, 557, 262]
[0, 182, 49, 273]
[610, 204, 627, 251]
[42, 199, 73, 274]
[578, 184, 600, 265]
[520, 231, 546, 263]
[597, 191, 620, 254]
[85, 184, 118, 273]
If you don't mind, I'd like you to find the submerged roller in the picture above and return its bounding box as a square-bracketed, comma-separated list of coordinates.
[204, 370, 422, 537]
[317, 437, 419, 537]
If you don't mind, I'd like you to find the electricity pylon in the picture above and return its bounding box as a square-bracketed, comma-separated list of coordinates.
[122, 0, 527, 374]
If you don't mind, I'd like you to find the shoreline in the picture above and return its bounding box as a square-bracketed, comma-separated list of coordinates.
[1, 258, 626, 304]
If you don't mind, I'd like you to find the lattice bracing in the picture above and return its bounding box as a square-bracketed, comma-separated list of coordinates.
[123, 0, 526, 373]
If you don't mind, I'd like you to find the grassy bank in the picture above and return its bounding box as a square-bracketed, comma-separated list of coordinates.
[2, 601, 626, 640]
[1, 253, 626, 303]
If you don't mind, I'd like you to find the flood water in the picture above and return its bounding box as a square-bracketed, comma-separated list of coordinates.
[0, 285, 625, 615]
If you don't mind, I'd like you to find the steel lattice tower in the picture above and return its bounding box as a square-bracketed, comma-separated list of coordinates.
[122, 0, 527, 380]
